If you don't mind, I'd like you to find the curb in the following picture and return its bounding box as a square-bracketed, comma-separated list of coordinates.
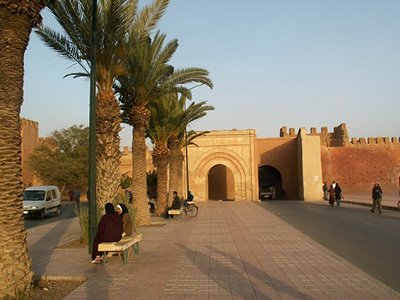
[342, 200, 399, 211]
[35, 275, 88, 282]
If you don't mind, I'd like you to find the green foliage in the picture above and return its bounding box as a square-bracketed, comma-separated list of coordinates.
[120, 174, 132, 189]
[74, 203, 90, 245]
[74, 202, 105, 245]
[36, 0, 170, 82]
[146, 170, 157, 199]
[28, 125, 89, 191]
[117, 31, 213, 126]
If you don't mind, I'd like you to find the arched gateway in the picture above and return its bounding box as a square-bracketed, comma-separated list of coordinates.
[186, 130, 258, 201]
[185, 128, 323, 201]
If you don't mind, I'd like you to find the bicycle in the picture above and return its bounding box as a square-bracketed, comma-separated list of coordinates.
[182, 200, 198, 217]
[397, 200, 400, 210]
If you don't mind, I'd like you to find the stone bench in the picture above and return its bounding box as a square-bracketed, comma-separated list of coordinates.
[98, 233, 142, 265]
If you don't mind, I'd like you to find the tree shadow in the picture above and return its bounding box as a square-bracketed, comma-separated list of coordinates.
[176, 242, 303, 299]
[27, 215, 109, 300]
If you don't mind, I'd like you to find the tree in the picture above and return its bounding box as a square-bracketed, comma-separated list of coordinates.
[118, 31, 213, 222]
[146, 170, 157, 200]
[147, 94, 213, 215]
[147, 94, 181, 215]
[28, 125, 89, 193]
[167, 96, 214, 201]
[35, 0, 169, 206]
[120, 173, 132, 190]
[0, 0, 45, 297]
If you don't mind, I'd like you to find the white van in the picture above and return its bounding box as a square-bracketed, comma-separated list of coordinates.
[23, 185, 62, 219]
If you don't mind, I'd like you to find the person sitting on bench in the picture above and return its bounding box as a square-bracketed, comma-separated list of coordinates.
[183, 191, 194, 207]
[167, 191, 181, 218]
[91, 203, 122, 264]
[116, 203, 133, 237]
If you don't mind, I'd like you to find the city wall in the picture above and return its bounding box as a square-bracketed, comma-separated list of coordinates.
[321, 145, 400, 193]
[280, 123, 400, 193]
[21, 118, 39, 186]
[21, 117, 400, 199]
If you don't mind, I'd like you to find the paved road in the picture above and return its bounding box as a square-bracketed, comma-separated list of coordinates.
[24, 201, 77, 229]
[260, 200, 400, 293]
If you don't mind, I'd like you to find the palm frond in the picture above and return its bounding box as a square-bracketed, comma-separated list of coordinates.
[35, 26, 90, 73]
[133, 0, 169, 39]
[64, 72, 90, 79]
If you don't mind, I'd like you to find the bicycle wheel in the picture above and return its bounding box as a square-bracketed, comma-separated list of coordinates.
[397, 200, 400, 210]
[186, 204, 198, 217]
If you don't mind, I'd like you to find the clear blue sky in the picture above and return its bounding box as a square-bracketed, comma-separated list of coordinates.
[23, 0, 400, 147]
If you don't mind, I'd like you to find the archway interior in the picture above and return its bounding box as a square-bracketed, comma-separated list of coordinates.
[208, 164, 235, 201]
[259, 165, 284, 199]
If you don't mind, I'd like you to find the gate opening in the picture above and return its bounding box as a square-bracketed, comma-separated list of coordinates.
[208, 164, 235, 200]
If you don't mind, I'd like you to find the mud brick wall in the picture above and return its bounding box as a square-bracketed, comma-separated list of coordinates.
[321, 145, 400, 193]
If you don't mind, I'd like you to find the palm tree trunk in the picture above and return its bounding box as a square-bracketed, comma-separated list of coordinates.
[0, 1, 44, 296]
[95, 91, 122, 207]
[153, 147, 170, 216]
[168, 140, 184, 202]
[131, 109, 151, 226]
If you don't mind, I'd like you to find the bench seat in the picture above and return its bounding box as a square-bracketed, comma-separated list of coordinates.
[167, 209, 181, 215]
[167, 209, 182, 219]
[99, 233, 142, 264]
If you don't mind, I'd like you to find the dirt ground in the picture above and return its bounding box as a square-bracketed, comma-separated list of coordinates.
[24, 240, 87, 299]
[22, 278, 86, 300]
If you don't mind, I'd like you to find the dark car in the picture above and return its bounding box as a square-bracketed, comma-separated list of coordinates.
[259, 186, 274, 200]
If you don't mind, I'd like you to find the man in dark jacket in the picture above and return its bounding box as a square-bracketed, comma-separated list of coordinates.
[91, 203, 122, 263]
[334, 183, 343, 207]
[371, 183, 383, 214]
[166, 191, 181, 218]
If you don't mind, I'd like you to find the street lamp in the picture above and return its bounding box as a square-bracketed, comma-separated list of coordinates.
[185, 126, 189, 199]
[88, 0, 97, 253]
[184, 83, 203, 199]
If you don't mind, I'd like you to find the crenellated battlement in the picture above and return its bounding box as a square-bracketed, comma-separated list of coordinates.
[20, 118, 39, 129]
[280, 123, 400, 147]
[350, 136, 399, 145]
[280, 123, 349, 147]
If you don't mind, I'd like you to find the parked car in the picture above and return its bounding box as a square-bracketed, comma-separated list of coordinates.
[259, 186, 275, 200]
[23, 185, 61, 219]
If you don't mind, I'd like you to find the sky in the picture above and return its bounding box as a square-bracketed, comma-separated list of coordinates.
[23, 0, 400, 147]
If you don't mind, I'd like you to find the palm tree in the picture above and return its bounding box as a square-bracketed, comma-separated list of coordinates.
[167, 96, 214, 201]
[35, 0, 169, 206]
[147, 94, 214, 215]
[117, 32, 212, 223]
[147, 94, 182, 215]
[0, 1, 45, 297]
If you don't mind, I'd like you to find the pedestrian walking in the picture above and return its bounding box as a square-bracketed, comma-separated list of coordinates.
[125, 189, 133, 204]
[371, 183, 383, 214]
[334, 183, 343, 206]
[74, 189, 81, 204]
[322, 182, 329, 200]
[328, 184, 336, 207]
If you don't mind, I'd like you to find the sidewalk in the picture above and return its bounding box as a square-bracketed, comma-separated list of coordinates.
[27, 201, 400, 300]
[342, 192, 399, 210]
